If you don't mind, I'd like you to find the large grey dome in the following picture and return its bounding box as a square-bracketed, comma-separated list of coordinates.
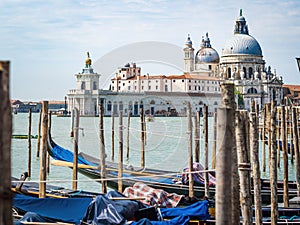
[222, 10, 263, 57]
[223, 34, 262, 56]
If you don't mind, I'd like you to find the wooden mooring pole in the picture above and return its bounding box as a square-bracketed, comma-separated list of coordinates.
[72, 107, 79, 190]
[140, 108, 145, 168]
[216, 83, 236, 225]
[281, 106, 289, 207]
[27, 108, 32, 177]
[262, 105, 267, 172]
[99, 102, 107, 193]
[186, 101, 194, 198]
[211, 112, 217, 169]
[249, 111, 262, 225]
[111, 107, 115, 161]
[292, 107, 300, 196]
[193, 115, 200, 163]
[0, 61, 13, 225]
[118, 111, 123, 193]
[203, 104, 209, 197]
[270, 102, 278, 225]
[39, 101, 48, 198]
[236, 110, 252, 225]
[126, 110, 131, 160]
[36, 111, 42, 157]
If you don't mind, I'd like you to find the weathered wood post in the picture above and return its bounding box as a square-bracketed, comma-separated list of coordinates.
[140, 108, 145, 168]
[186, 101, 194, 197]
[36, 111, 42, 157]
[211, 112, 217, 169]
[216, 83, 235, 225]
[70, 108, 74, 137]
[270, 102, 278, 225]
[27, 108, 32, 177]
[72, 107, 79, 190]
[277, 107, 281, 168]
[236, 110, 252, 225]
[99, 102, 107, 193]
[0, 61, 13, 225]
[281, 106, 289, 207]
[249, 111, 262, 225]
[126, 110, 131, 160]
[39, 101, 48, 198]
[47, 111, 52, 174]
[193, 115, 200, 162]
[203, 104, 209, 197]
[118, 111, 123, 192]
[262, 105, 267, 172]
[111, 107, 115, 161]
[289, 107, 294, 164]
[292, 107, 300, 196]
[266, 103, 271, 170]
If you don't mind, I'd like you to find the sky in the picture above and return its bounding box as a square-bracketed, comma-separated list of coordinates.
[1, 0, 300, 101]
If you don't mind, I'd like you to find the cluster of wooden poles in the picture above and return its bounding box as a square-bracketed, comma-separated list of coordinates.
[215, 83, 300, 225]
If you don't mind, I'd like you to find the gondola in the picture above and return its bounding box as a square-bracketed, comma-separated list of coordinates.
[47, 132, 299, 204]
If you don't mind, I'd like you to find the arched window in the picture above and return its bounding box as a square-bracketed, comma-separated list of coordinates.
[247, 87, 258, 94]
[93, 81, 97, 90]
[249, 67, 253, 79]
[81, 82, 85, 90]
[107, 101, 112, 111]
[243, 67, 247, 78]
[150, 100, 155, 104]
[228, 68, 231, 78]
[214, 101, 218, 105]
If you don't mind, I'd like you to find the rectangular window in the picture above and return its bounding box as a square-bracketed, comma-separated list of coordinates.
[156, 85, 158, 90]
[207, 87, 209, 91]
[128, 86, 131, 90]
[165, 85, 168, 92]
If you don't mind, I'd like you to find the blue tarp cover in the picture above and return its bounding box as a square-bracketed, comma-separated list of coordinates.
[13, 194, 92, 224]
[131, 215, 190, 225]
[81, 191, 145, 225]
[160, 200, 210, 220]
[52, 143, 96, 166]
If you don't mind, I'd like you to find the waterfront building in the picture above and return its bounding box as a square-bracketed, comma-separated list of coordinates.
[67, 10, 284, 116]
[68, 52, 100, 116]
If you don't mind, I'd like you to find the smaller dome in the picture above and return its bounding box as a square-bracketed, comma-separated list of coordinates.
[195, 48, 219, 63]
[195, 33, 219, 63]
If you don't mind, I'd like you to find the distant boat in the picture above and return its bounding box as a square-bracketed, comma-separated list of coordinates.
[12, 134, 38, 139]
[145, 115, 154, 122]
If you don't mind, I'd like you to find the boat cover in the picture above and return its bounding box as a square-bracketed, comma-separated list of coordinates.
[51, 141, 96, 166]
[13, 194, 92, 224]
[131, 215, 190, 225]
[123, 182, 184, 208]
[159, 200, 210, 220]
[81, 190, 148, 225]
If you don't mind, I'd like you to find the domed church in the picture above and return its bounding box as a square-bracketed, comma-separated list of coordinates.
[184, 9, 283, 110]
